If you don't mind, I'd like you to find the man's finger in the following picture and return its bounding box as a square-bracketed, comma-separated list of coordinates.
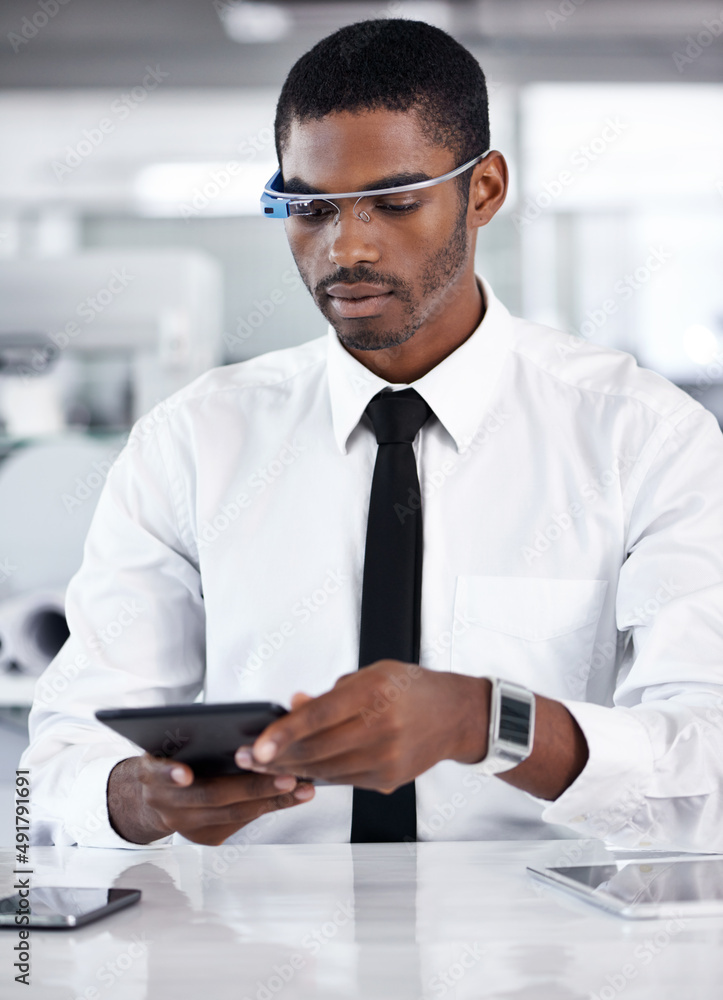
[139, 755, 194, 787]
[250, 679, 365, 764]
[181, 786, 315, 846]
[168, 762, 194, 786]
[264, 715, 372, 771]
[144, 766, 302, 809]
[280, 749, 376, 784]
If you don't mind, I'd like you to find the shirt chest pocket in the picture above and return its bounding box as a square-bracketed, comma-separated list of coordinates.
[449, 576, 608, 700]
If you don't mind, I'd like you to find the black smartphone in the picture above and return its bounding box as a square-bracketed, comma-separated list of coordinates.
[0, 887, 141, 930]
[95, 701, 288, 777]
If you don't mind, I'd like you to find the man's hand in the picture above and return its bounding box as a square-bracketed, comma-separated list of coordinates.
[107, 754, 314, 846]
[234, 661, 490, 793]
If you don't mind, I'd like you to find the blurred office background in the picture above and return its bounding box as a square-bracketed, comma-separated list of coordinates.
[0, 0, 721, 841]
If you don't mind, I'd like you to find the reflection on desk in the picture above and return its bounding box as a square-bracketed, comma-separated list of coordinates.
[1, 841, 723, 999]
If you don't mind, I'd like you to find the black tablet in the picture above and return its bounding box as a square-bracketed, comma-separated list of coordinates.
[95, 701, 288, 777]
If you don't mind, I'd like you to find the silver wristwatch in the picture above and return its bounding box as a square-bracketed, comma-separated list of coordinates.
[474, 678, 536, 776]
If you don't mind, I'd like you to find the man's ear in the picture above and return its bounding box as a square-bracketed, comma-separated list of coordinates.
[467, 151, 508, 229]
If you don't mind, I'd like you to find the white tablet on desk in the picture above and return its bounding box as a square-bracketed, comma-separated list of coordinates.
[528, 858, 723, 919]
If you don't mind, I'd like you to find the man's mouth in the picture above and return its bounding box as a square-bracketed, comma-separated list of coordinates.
[325, 282, 394, 319]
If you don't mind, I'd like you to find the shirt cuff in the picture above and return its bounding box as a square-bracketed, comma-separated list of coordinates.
[65, 754, 172, 849]
[538, 700, 655, 841]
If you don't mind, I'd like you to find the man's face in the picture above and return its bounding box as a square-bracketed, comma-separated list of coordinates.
[280, 108, 473, 353]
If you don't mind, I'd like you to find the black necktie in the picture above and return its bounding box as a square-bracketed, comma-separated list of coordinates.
[351, 387, 432, 843]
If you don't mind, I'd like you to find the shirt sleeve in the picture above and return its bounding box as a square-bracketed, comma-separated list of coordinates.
[20, 405, 205, 848]
[541, 403, 723, 851]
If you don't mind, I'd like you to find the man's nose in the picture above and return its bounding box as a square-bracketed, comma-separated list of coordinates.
[328, 204, 381, 269]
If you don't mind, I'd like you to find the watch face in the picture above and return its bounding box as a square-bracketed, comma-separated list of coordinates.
[498, 695, 531, 746]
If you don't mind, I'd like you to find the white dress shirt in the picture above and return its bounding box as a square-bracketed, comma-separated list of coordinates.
[23, 277, 723, 852]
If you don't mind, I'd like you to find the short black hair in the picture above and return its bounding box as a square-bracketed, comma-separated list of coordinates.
[274, 18, 489, 184]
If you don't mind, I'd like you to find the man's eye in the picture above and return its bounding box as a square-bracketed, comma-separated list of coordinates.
[377, 200, 421, 214]
[292, 200, 337, 220]
[307, 201, 336, 218]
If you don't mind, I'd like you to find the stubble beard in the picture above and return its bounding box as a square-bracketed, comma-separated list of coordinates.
[293, 209, 470, 352]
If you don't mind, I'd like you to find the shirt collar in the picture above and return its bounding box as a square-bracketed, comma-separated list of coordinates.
[326, 276, 513, 455]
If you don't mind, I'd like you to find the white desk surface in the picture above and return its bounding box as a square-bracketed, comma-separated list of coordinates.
[2, 840, 723, 999]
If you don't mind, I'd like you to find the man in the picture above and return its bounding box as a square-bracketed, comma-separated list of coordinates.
[24, 19, 723, 851]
